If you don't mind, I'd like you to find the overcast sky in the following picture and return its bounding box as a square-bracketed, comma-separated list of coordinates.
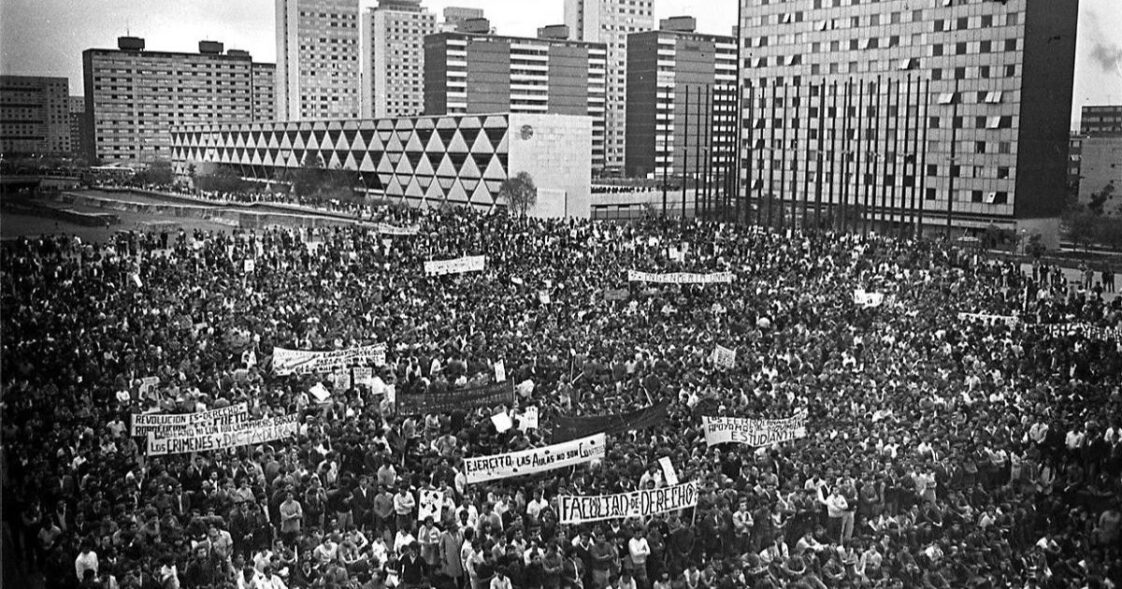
[2, 0, 1120, 128]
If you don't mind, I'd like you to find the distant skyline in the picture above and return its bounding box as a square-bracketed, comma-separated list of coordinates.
[2, 0, 1120, 128]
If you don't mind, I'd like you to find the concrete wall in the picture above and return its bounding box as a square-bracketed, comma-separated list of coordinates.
[1077, 137, 1122, 216]
[507, 113, 593, 218]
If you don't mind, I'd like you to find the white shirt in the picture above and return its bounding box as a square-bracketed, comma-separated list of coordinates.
[628, 537, 650, 564]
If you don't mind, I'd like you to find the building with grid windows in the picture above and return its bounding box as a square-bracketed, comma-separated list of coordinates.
[565, 0, 655, 174]
[81, 38, 275, 163]
[250, 61, 277, 123]
[424, 32, 608, 172]
[1080, 105, 1122, 137]
[276, 0, 361, 121]
[0, 76, 71, 156]
[625, 17, 738, 179]
[737, 0, 1078, 236]
[361, 0, 437, 119]
[69, 95, 92, 159]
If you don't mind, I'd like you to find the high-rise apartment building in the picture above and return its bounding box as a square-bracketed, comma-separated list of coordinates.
[276, 0, 361, 121]
[625, 18, 737, 178]
[82, 37, 273, 163]
[1080, 105, 1122, 136]
[69, 95, 92, 159]
[0, 76, 71, 155]
[250, 61, 278, 122]
[361, 0, 437, 119]
[424, 32, 607, 171]
[737, 0, 1078, 233]
[565, 0, 655, 174]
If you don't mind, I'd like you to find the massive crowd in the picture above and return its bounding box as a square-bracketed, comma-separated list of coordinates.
[2, 208, 1121, 589]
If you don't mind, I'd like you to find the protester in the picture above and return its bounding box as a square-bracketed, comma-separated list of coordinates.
[2, 208, 1121, 589]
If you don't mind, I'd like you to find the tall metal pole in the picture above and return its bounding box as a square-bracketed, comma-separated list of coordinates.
[779, 84, 790, 232]
[767, 81, 777, 229]
[694, 85, 704, 222]
[661, 92, 670, 217]
[900, 75, 913, 238]
[800, 83, 812, 231]
[946, 80, 958, 238]
[814, 80, 827, 232]
[702, 84, 713, 221]
[681, 85, 690, 221]
[736, 83, 746, 225]
[840, 79, 852, 233]
[859, 80, 871, 237]
[917, 78, 930, 238]
[876, 75, 888, 236]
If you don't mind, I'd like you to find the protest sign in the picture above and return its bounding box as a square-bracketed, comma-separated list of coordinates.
[711, 345, 737, 370]
[309, 382, 331, 404]
[702, 410, 809, 447]
[376, 223, 420, 236]
[551, 399, 669, 443]
[463, 434, 606, 484]
[658, 456, 680, 486]
[418, 489, 444, 522]
[272, 344, 386, 375]
[353, 367, 374, 387]
[138, 376, 160, 398]
[1039, 322, 1122, 342]
[627, 270, 734, 285]
[396, 381, 514, 415]
[558, 481, 698, 524]
[518, 407, 539, 432]
[244, 259, 255, 273]
[853, 290, 885, 308]
[424, 255, 486, 277]
[146, 414, 299, 456]
[494, 360, 507, 383]
[604, 288, 630, 302]
[538, 291, 551, 305]
[130, 403, 250, 437]
[491, 412, 513, 433]
[957, 312, 1020, 327]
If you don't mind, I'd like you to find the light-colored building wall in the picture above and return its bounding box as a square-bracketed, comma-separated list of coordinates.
[507, 113, 593, 218]
[565, 0, 654, 173]
[361, 1, 437, 119]
[1077, 136, 1122, 216]
[276, 0, 361, 121]
[0, 76, 71, 155]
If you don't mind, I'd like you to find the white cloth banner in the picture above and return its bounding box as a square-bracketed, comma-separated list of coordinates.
[418, 489, 444, 522]
[310, 382, 331, 403]
[957, 312, 1020, 326]
[146, 414, 299, 456]
[491, 412, 514, 433]
[711, 345, 737, 370]
[558, 481, 699, 524]
[702, 410, 808, 447]
[627, 270, 734, 285]
[494, 360, 507, 383]
[376, 223, 420, 236]
[853, 290, 885, 308]
[130, 403, 249, 437]
[424, 255, 486, 277]
[463, 434, 606, 484]
[272, 345, 386, 375]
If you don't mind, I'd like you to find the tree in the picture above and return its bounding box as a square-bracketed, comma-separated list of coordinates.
[1088, 181, 1116, 216]
[194, 165, 248, 194]
[134, 159, 173, 186]
[499, 171, 537, 217]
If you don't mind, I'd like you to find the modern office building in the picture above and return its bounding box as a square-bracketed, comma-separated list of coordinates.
[170, 113, 594, 217]
[0, 76, 71, 155]
[625, 18, 737, 179]
[361, 0, 437, 119]
[565, 0, 655, 173]
[276, 0, 361, 121]
[737, 0, 1079, 235]
[82, 37, 274, 163]
[250, 61, 278, 122]
[1080, 105, 1122, 136]
[1068, 133, 1083, 191]
[424, 32, 608, 172]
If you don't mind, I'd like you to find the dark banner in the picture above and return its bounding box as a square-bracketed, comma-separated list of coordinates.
[551, 399, 670, 443]
[396, 381, 514, 415]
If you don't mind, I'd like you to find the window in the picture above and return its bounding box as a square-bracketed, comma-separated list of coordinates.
[975, 141, 986, 154]
[932, 44, 943, 56]
[927, 164, 938, 176]
[997, 167, 1009, 179]
[926, 188, 937, 200]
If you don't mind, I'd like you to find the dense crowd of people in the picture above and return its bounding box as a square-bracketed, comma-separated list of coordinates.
[2, 208, 1121, 589]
